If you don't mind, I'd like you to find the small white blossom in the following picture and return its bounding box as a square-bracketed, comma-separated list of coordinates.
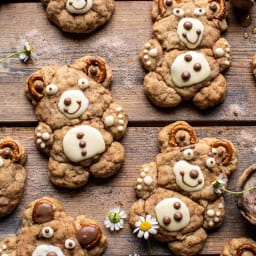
[17, 39, 33, 63]
[211, 173, 228, 194]
[133, 215, 159, 240]
[104, 207, 127, 232]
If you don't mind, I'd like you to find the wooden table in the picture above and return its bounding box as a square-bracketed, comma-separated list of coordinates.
[1, 1, 256, 255]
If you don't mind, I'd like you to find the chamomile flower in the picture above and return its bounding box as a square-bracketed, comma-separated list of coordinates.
[104, 207, 127, 232]
[212, 173, 228, 194]
[0, 39, 33, 64]
[133, 215, 159, 240]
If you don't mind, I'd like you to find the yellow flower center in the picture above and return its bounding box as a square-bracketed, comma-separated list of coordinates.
[139, 221, 152, 232]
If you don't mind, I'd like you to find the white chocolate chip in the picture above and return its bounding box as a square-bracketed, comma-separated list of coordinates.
[0, 157, 4, 167]
[144, 167, 149, 172]
[144, 176, 153, 186]
[218, 203, 224, 209]
[225, 53, 230, 58]
[216, 211, 221, 216]
[145, 43, 151, 49]
[118, 114, 123, 119]
[40, 143, 46, 149]
[37, 127, 41, 131]
[149, 48, 158, 57]
[224, 42, 228, 46]
[37, 139, 42, 144]
[2, 254, 8, 256]
[212, 148, 217, 154]
[214, 217, 220, 223]
[144, 55, 149, 60]
[226, 48, 230, 53]
[137, 184, 142, 190]
[137, 178, 143, 183]
[104, 115, 115, 127]
[146, 61, 152, 66]
[224, 60, 230, 66]
[214, 48, 225, 57]
[207, 209, 215, 217]
[116, 106, 122, 112]
[208, 220, 214, 227]
[118, 120, 124, 125]
[144, 49, 149, 54]
[42, 132, 50, 141]
[140, 172, 146, 178]
[2, 244, 7, 250]
[118, 126, 124, 132]
[37, 132, 42, 137]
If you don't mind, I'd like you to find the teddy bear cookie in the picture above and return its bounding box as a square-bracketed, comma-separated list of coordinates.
[0, 197, 107, 255]
[41, 0, 115, 33]
[25, 56, 128, 189]
[221, 237, 256, 256]
[129, 121, 237, 256]
[0, 137, 27, 217]
[140, 0, 231, 109]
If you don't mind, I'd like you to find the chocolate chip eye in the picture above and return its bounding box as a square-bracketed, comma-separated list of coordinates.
[173, 8, 184, 17]
[183, 148, 194, 160]
[194, 8, 205, 16]
[65, 239, 76, 249]
[45, 84, 58, 96]
[206, 157, 216, 168]
[41, 226, 54, 238]
[78, 78, 89, 90]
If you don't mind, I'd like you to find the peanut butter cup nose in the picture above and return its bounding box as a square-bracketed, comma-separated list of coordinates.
[47, 252, 58, 256]
[184, 21, 192, 30]
[64, 97, 72, 106]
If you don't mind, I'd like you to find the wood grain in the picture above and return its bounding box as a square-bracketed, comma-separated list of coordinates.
[1, 1, 256, 255]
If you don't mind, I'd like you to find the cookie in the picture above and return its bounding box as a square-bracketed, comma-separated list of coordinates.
[237, 164, 256, 225]
[41, 0, 115, 33]
[221, 237, 256, 256]
[140, 0, 231, 109]
[0, 197, 107, 256]
[25, 56, 128, 188]
[0, 137, 27, 217]
[129, 121, 237, 256]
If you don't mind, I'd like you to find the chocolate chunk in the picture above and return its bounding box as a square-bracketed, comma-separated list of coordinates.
[193, 63, 202, 71]
[181, 72, 191, 81]
[32, 199, 54, 224]
[165, 0, 173, 6]
[184, 54, 192, 62]
[163, 216, 171, 225]
[190, 169, 199, 179]
[183, 21, 192, 30]
[76, 224, 102, 249]
[173, 202, 181, 209]
[174, 212, 183, 221]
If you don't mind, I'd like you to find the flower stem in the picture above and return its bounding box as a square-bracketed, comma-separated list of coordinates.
[0, 50, 26, 63]
[222, 186, 256, 195]
[146, 238, 152, 256]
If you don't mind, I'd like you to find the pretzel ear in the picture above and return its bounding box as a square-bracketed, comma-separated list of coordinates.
[211, 140, 233, 165]
[208, 0, 226, 19]
[0, 137, 26, 164]
[27, 71, 45, 102]
[158, 0, 174, 15]
[169, 122, 198, 147]
[83, 57, 107, 84]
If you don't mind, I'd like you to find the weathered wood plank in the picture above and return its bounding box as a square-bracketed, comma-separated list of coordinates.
[0, 2, 256, 123]
[0, 126, 254, 255]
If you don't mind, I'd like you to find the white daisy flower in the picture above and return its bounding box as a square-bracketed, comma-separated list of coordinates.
[133, 214, 159, 240]
[0, 39, 33, 64]
[211, 173, 228, 194]
[104, 207, 127, 232]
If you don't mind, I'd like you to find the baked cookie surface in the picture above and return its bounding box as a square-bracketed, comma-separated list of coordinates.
[25, 56, 128, 188]
[141, 0, 231, 109]
[129, 121, 238, 256]
[41, 0, 115, 33]
[221, 237, 256, 256]
[0, 137, 27, 217]
[0, 197, 107, 256]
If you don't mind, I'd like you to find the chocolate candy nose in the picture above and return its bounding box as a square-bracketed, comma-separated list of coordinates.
[184, 21, 192, 30]
[64, 97, 72, 106]
[190, 169, 199, 179]
[47, 252, 58, 256]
